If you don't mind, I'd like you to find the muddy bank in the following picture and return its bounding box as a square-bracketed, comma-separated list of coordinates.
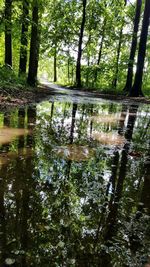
[0, 85, 50, 110]
[0, 84, 149, 110]
[39, 83, 150, 104]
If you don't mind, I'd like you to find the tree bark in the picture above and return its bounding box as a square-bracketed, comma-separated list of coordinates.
[124, 0, 142, 93]
[86, 56, 90, 86]
[112, 26, 123, 89]
[67, 50, 70, 83]
[5, 0, 12, 67]
[94, 18, 106, 84]
[27, 0, 39, 86]
[19, 0, 29, 75]
[53, 45, 57, 82]
[130, 0, 150, 97]
[112, 0, 127, 89]
[76, 0, 87, 88]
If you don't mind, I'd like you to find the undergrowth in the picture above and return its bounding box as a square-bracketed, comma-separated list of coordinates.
[0, 65, 29, 94]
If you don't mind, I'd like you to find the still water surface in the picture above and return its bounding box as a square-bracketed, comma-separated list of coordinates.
[0, 96, 150, 267]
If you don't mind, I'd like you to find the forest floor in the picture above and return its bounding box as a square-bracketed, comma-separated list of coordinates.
[0, 83, 150, 110]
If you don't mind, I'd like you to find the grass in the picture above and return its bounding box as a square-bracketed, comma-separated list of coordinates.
[0, 66, 149, 100]
[0, 65, 32, 91]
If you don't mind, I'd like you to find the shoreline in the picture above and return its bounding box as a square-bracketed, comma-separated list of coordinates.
[0, 84, 149, 110]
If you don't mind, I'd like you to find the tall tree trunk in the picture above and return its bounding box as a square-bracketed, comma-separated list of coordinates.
[130, 0, 150, 97]
[19, 0, 29, 75]
[112, 26, 123, 89]
[112, 0, 127, 89]
[67, 49, 70, 83]
[94, 18, 106, 84]
[76, 0, 87, 88]
[85, 33, 91, 86]
[71, 63, 74, 84]
[5, 0, 12, 67]
[68, 58, 70, 83]
[86, 56, 90, 86]
[27, 0, 39, 86]
[53, 45, 57, 82]
[124, 0, 142, 93]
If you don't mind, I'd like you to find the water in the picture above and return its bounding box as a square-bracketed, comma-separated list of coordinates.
[0, 96, 150, 267]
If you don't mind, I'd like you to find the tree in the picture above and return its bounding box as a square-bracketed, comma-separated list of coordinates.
[94, 17, 106, 84]
[19, 0, 30, 75]
[112, 0, 127, 89]
[76, 0, 87, 87]
[123, 0, 142, 93]
[130, 0, 150, 97]
[27, 0, 39, 86]
[99, 105, 138, 266]
[5, 0, 12, 66]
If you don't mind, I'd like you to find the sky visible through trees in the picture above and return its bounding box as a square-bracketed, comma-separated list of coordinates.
[0, 1, 150, 266]
[0, 0, 150, 96]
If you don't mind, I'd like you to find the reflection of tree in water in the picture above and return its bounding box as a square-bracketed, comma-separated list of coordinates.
[140, 143, 150, 214]
[95, 105, 150, 267]
[93, 105, 139, 267]
[70, 103, 77, 144]
[128, 142, 150, 265]
[34, 101, 148, 266]
[0, 165, 7, 266]
[18, 107, 25, 149]
[0, 101, 149, 266]
[0, 106, 41, 267]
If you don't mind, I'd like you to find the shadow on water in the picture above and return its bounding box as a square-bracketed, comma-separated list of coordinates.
[0, 98, 150, 267]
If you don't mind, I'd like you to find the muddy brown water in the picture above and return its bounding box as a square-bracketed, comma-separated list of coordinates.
[0, 95, 150, 267]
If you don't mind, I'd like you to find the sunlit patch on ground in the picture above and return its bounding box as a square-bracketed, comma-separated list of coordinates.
[92, 131, 125, 146]
[0, 127, 30, 145]
[52, 144, 95, 161]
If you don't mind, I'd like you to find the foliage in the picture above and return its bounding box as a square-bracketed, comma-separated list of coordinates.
[0, 0, 149, 96]
[0, 65, 33, 98]
[0, 65, 26, 87]
[0, 100, 150, 266]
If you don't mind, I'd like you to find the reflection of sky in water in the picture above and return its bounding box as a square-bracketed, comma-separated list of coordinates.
[0, 99, 150, 267]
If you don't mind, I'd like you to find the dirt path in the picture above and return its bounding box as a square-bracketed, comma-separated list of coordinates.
[40, 82, 150, 104]
[0, 82, 149, 110]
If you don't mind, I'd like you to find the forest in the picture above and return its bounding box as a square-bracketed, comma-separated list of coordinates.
[0, 1, 150, 266]
[0, 0, 150, 98]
